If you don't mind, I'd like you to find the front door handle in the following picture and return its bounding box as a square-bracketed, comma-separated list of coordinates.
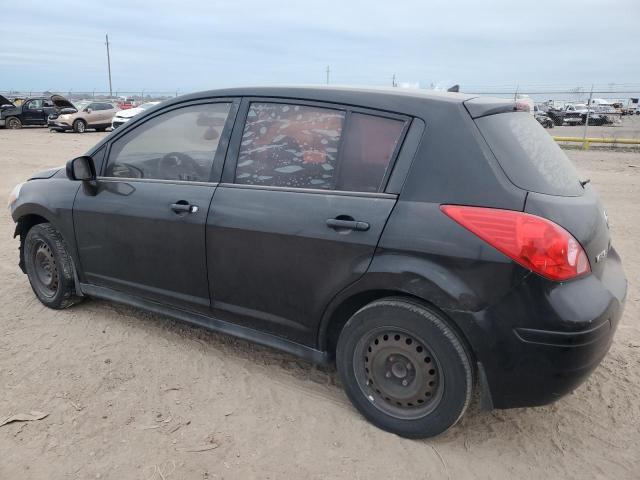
[170, 202, 198, 214]
[326, 218, 370, 231]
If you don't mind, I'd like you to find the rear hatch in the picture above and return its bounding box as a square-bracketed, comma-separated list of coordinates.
[468, 106, 611, 279]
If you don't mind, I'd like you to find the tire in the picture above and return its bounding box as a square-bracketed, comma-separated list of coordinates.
[73, 119, 87, 133]
[336, 298, 473, 438]
[6, 116, 22, 129]
[24, 223, 83, 309]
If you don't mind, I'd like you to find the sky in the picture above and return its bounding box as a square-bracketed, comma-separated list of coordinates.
[1, 0, 639, 96]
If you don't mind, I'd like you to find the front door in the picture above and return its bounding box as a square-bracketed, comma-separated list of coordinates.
[207, 100, 409, 345]
[73, 100, 236, 312]
[22, 99, 45, 125]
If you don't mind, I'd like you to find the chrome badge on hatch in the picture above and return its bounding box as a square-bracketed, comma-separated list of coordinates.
[595, 249, 608, 263]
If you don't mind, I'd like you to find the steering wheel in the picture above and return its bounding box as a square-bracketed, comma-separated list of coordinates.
[159, 152, 207, 181]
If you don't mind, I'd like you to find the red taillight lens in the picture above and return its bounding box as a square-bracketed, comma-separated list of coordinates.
[441, 205, 590, 281]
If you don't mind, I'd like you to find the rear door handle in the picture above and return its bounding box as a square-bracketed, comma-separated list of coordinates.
[170, 202, 198, 214]
[326, 218, 370, 231]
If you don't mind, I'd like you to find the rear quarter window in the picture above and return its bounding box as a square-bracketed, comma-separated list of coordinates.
[475, 112, 583, 196]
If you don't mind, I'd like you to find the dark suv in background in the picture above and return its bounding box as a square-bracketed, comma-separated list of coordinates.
[8, 87, 626, 438]
[0, 94, 75, 129]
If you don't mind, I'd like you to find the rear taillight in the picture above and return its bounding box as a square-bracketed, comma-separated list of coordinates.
[441, 205, 590, 281]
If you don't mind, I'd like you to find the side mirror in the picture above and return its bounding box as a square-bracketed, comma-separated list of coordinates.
[85, 108, 92, 113]
[66, 156, 96, 181]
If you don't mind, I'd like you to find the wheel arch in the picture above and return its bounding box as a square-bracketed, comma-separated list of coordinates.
[12, 200, 82, 284]
[14, 211, 58, 272]
[319, 282, 477, 366]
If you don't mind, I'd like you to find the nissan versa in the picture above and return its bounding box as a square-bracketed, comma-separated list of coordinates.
[8, 87, 627, 438]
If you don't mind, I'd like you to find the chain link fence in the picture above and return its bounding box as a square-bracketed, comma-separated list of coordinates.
[2, 86, 639, 146]
[0, 90, 178, 102]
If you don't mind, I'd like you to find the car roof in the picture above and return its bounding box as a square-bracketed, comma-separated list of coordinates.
[172, 85, 479, 118]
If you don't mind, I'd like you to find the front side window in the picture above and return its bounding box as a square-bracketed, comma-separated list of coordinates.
[105, 103, 231, 182]
[27, 99, 43, 110]
[235, 102, 405, 192]
[236, 103, 345, 189]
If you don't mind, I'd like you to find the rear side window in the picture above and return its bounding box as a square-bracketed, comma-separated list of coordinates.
[236, 103, 345, 189]
[235, 102, 405, 192]
[476, 112, 582, 196]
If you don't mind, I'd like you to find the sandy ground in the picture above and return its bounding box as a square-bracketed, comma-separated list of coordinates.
[1, 128, 639, 480]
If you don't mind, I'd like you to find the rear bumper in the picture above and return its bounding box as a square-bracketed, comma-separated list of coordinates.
[450, 247, 627, 409]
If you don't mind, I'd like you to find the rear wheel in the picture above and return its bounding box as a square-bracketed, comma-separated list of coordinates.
[336, 298, 473, 438]
[24, 223, 83, 309]
[6, 116, 22, 129]
[73, 119, 86, 133]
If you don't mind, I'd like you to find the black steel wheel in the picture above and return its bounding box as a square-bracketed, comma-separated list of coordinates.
[354, 328, 444, 419]
[24, 223, 83, 309]
[337, 298, 473, 438]
[32, 240, 59, 299]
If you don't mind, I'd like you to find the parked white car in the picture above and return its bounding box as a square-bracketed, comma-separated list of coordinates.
[111, 102, 160, 129]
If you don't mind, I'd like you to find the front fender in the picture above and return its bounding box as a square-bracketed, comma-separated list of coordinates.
[10, 176, 82, 280]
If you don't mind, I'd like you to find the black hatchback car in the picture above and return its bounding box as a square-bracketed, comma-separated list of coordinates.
[9, 87, 627, 438]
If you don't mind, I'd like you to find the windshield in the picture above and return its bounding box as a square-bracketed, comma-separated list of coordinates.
[73, 101, 90, 111]
[139, 102, 159, 111]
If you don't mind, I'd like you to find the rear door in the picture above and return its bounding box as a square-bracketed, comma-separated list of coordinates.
[206, 99, 409, 345]
[99, 103, 118, 126]
[73, 100, 237, 312]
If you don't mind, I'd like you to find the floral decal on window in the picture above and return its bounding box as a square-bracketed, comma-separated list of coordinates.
[236, 103, 345, 189]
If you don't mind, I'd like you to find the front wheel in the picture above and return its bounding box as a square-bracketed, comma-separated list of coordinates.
[73, 119, 87, 133]
[6, 116, 22, 129]
[337, 298, 473, 438]
[24, 223, 83, 309]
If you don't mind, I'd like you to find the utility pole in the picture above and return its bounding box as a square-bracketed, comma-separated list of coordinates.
[582, 84, 594, 150]
[326, 65, 330, 85]
[105, 34, 113, 98]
